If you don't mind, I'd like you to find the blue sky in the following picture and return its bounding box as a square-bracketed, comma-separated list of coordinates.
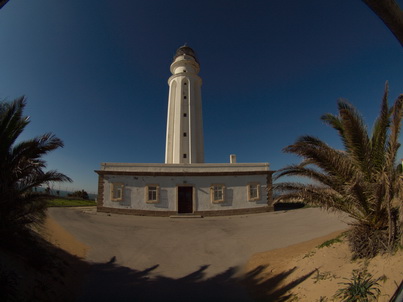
[0, 0, 402, 194]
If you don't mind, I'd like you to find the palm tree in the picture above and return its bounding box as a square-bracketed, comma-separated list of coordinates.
[0, 97, 71, 234]
[274, 84, 403, 258]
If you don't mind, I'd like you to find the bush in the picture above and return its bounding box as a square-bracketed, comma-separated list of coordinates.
[335, 269, 382, 302]
[67, 190, 89, 200]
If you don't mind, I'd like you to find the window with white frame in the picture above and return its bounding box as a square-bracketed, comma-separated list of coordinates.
[247, 183, 261, 201]
[146, 185, 160, 203]
[211, 184, 225, 203]
[111, 183, 124, 201]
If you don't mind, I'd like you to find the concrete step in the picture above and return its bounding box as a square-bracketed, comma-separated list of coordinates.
[169, 214, 203, 218]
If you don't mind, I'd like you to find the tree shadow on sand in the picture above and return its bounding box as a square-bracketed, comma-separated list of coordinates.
[0, 232, 315, 302]
[77, 257, 315, 302]
[243, 265, 316, 301]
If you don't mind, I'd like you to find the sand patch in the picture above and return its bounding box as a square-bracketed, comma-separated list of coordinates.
[244, 230, 403, 301]
[40, 215, 89, 258]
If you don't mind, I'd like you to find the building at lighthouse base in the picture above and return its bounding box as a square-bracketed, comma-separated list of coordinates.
[95, 162, 273, 216]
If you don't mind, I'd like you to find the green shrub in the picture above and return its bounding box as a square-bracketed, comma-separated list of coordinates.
[67, 190, 89, 200]
[317, 234, 344, 249]
[335, 269, 382, 302]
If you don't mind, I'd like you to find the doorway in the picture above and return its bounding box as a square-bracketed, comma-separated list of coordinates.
[177, 186, 193, 213]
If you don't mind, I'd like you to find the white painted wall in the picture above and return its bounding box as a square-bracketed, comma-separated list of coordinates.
[165, 51, 204, 164]
[102, 174, 268, 212]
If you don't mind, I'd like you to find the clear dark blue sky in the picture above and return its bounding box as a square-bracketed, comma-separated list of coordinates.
[0, 0, 402, 193]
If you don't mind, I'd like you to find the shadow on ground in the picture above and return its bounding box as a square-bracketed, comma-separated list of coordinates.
[77, 257, 315, 302]
[0, 230, 87, 302]
[1, 232, 315, 302]
[274, 202, 306, 211]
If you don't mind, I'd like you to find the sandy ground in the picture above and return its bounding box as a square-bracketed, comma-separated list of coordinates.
[41, 215, 89, 259]
[244, 231, 403, 301]
[41, 209, 402, 301]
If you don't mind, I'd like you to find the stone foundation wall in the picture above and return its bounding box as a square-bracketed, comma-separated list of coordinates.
[97, 205, 274, 217]
[97, 206, 176, 217]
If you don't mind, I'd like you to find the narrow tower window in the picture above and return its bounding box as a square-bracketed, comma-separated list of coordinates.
[184, 96, 187, 99]
[183, 113, 187, 117]
[184, 82, 187, 85]
[183, 132, 187, 137]
[183, 154, 187, 158]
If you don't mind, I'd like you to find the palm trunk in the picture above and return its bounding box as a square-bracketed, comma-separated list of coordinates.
[0, 0, 9, 9]
[362, 0, 403, 46]
[400, 201, 403, 246]
[387, 197, 394, 250]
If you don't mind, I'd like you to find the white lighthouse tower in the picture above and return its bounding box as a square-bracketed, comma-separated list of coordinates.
[165, 45, 204, 164]
[96, 46, 273, 216]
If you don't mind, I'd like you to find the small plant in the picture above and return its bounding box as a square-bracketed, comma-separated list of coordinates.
[287, 294, 300, 301]
[317, 237, 342, 249]
[312, 269, 336, 284]
[303, 250, 316, 258]
[335, 269, 381, 302]
[317, 297, 328, 302]
[317, 233, 345, 249]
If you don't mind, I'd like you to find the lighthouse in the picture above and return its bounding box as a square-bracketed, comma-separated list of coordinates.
[165, 45, 204, 164]
[96, 46, 273, 216]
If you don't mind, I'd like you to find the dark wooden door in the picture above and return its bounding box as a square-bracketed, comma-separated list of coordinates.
[178, 186, 193, 213]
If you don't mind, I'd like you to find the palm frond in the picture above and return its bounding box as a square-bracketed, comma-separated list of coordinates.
[273, 182, 367, 221]
[337, 99, 371, 175]
[9, 133, 65, 179]
[274, 163, 342, 189]
[0, 97, 29, 157]
[283, 135, 362, 182]
[386, 94, 403, 173]
[321, 112, 344, 139]
[17, 170, 72, 194]
[370, 83, 390, 172]
[0, 97, 71, 233]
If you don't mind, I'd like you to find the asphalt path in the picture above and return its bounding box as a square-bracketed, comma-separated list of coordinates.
[49, 207, 349, 301]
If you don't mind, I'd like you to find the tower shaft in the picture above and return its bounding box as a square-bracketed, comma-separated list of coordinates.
[165, 46, 204, 164]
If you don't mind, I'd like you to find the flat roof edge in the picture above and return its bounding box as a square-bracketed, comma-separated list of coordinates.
[95, 170, 273, 176]
[98, 162, 270, 173]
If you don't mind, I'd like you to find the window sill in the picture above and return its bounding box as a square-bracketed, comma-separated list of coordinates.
[146, 200, 160, 204]
[212, 200, 225, 204]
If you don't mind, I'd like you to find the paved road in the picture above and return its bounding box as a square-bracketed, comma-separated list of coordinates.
[49, 207, 349, 301]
